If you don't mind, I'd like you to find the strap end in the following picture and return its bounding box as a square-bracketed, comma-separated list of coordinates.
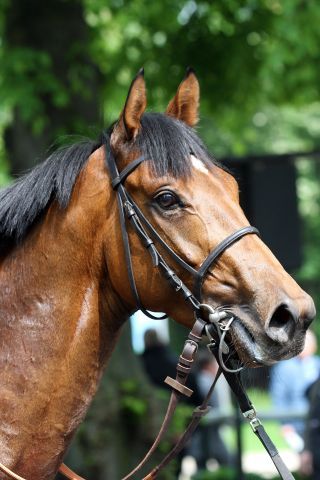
[164, 376, 193, 397]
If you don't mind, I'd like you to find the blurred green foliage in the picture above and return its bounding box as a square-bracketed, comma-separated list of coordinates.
[1, 0, 320, 152]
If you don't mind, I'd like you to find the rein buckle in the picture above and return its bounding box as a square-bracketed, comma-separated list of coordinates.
[243, 407, 262, 433]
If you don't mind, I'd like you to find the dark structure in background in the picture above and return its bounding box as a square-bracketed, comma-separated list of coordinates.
[224, 153, 302, 272]
[224, 153, 302, 390]
[222, 154, 303, 480]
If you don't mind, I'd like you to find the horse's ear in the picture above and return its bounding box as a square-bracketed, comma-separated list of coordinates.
[166, 67, 200, 127]
[113, 68, 147, 142]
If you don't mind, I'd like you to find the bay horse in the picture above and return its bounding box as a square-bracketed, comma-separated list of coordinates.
[0, 69, 315, 480]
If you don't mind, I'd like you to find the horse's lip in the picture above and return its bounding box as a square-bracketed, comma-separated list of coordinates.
[230, 318, 278, 367]
[229, 317, 302, 367]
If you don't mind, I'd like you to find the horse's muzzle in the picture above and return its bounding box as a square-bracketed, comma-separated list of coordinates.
[264, 297, 316, 345]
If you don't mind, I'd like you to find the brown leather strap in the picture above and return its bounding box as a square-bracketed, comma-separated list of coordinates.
[142, 369, 222, 479]
[59, 463, 86, 480]
[0, 459, 77, 480]
[121, 318, 206, 480]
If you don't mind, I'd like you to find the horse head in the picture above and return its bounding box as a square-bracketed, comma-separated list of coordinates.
[106, 69, 315, 367]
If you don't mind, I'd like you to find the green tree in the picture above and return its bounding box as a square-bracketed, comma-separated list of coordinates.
[1, 0, 102, 173]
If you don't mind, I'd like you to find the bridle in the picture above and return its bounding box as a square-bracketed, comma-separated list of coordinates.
[105, 143, 259, 319]
[0, 143, 295, 480]
[103, 143, 294, 480]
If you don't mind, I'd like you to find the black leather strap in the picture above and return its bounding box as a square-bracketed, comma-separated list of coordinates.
[126, 193, 200, 278]
[124, 197, 200, 311]
[106, 147, 167, 320]
[111, 155, 146, 189]
[209, 342, 295, 480]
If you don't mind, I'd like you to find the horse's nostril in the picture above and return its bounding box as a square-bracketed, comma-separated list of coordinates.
[301, 300, 316, 329]
[269, 304, 297, 329]
[265, 304, 297, 344]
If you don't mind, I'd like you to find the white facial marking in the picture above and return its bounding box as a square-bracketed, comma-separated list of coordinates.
[190, 155, 210, 175]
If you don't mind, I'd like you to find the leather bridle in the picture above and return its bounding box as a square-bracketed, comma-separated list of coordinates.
[103, 144, 294, 480]
[0, 143, 295, 480]
[105, 144, 259, 318]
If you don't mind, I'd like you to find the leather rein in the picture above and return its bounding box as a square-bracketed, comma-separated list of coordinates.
[0, 144, 295, 480]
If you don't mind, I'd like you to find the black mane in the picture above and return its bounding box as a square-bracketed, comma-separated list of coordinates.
[0, 140, 100, 246]
[0, 113, 216, 246]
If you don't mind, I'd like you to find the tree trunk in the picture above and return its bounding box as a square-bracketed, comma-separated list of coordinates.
[3, 0, 102, 174]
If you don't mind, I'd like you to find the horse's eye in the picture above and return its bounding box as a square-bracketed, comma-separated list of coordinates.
[155, 191, 180, 210]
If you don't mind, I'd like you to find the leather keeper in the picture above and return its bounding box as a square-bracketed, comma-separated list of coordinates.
[192, 406, 211, 418]
[164, 377, 193, 397]
[189, 332, 203, 342]
[176, 363, 190, 374]
[179, 354, 194, 366]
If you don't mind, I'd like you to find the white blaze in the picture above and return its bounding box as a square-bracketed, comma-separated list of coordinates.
[190, 154, 210, 175]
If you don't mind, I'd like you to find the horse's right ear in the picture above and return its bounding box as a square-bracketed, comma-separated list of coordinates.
[166, 68, 200, 127]
[111, 69, 147, 144]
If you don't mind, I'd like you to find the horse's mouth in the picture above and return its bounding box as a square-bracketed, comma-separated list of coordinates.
[228, 316, 305, 368]
[229, 319, 274, 367]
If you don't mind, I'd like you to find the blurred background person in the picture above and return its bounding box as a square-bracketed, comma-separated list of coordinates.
[300, 376, 320, 479]
[270, 330, 320, 452]
[140, 328, 204, 406]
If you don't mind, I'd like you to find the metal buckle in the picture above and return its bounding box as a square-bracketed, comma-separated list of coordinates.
[185, 339, 199, 352]
[204, 314, 230, 355]
[172, 274, 182, 292]
[243, 406, 262, 432]
[124, 201, 135, 218]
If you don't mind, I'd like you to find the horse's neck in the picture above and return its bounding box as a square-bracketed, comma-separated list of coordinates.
[0, 150, 127, 479]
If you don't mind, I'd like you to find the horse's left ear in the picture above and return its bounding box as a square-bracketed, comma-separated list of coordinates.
[166, 68, 200, 127]
[113, 68, 147, 142]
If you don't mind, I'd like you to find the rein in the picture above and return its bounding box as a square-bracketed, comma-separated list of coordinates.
[0, 146, 294, 480]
